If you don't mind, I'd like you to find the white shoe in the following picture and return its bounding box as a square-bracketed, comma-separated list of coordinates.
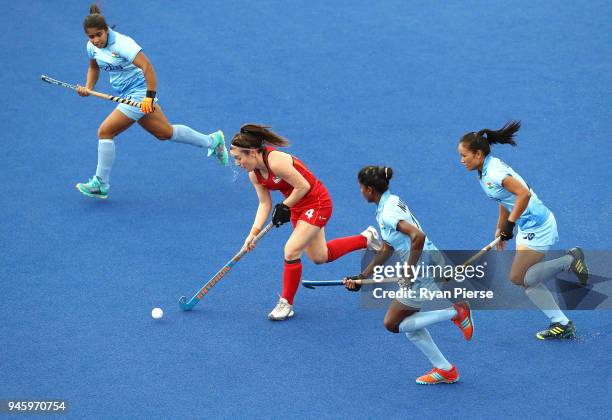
[361, 226, 382, 251]
[268, 297, 295, 321]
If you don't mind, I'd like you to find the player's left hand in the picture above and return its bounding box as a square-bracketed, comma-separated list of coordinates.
[242, 234, 257, 252]
[500, 219, 515, 241]
[495, 228, 506, 251]
[272, 203, 291, 227]
[140, 90, 156, 114]
[343, 274, 364, 291]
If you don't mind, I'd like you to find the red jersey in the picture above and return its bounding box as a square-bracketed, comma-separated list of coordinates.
[254, 146, 332, 211]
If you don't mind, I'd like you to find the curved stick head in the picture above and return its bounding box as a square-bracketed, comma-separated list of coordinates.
[178, 296, 194, 311]
[301, 282, 316, 289]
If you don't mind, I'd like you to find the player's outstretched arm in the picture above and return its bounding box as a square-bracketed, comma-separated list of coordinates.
[243, 172, 273, 251]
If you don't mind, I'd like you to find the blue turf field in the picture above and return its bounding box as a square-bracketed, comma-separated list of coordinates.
[1, 1, 611, 418]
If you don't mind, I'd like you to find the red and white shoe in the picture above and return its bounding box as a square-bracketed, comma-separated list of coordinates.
[452, 301, 474, 341]
[416, 365, 459, 385]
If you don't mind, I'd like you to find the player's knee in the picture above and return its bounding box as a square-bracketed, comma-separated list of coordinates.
[154, 130, 172, 141]
[97, 127, 114, 139]
[284, 247, 302, 262]
[509, 271, 525, 286]
[383, 317, 400, 334]
[310, 253, 328, 265]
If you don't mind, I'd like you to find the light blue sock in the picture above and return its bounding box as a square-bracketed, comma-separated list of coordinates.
[524, 255, 573, 287]
[405, 328, 452, 370]
[95, 139, 115, 184]
[398, 308, 457, 332]
[525, 283, 569, 325]
[170, 124, 213, 148]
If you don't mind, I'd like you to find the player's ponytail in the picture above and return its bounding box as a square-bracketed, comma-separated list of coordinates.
[358, 166, 393, 194]
[84, 3, 109, 31]
[459, 120, 520, 156]
[231, 123, 290, 152]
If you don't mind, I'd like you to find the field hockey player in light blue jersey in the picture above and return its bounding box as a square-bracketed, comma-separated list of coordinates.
[75, 4, 228, 199]
[344, 166, 474, 385]
[458, 121, 589, 340]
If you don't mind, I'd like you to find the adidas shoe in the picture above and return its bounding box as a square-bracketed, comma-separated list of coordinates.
[76, 176, 109, 199]
[416, 365, 459, 385]
[452, 301, 474, 341]
[567, 247, 588, 285]
[207, 130, 228, 166]
[536, 321, 576, 340]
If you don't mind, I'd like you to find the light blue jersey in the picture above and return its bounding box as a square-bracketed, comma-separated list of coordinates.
[479, 155, 551, 230]
[87, 29, 145, 95]
[376, 190, 438, 254]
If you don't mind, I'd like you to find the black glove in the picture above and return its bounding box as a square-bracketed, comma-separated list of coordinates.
[271, 203, 291, 227]
[344, 274, 364, 292]
[500, 220, 516, 241]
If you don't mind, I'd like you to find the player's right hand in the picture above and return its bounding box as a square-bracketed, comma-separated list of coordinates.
[343, 274, 364, 292]
[76, 85, 90, 96]
[242, 234, 257, 252]
[495, 227, 505, 251]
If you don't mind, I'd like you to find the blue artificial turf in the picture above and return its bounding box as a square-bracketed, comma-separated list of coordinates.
[1, 1, 610, 418]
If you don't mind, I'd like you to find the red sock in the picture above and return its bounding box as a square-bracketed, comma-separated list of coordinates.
[281, 259, 302, 305]
[326, 235, 367, 262]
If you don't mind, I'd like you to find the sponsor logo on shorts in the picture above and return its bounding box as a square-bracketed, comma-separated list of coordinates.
[272, 176, 282, 184]
[522, 233, 535, 240]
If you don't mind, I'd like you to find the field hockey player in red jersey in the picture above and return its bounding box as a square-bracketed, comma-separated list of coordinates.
[230, 124, 382, 320]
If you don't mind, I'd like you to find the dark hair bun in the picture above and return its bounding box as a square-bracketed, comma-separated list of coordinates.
[380, 166, 393, 181]
[89, 3, 101, 14]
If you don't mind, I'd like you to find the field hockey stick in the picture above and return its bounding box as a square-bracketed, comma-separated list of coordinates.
[302, 237, 502, 289]
[40, 74, 141, 108]
[178, 222, 274, 311]
[460, 236, 501, 267]
[301, 278, 398, 289]
[438, 236, 501, 282]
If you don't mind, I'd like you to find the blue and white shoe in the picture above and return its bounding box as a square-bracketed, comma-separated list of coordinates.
[207, 130, 228, 166]
[76, 176, 109, 199]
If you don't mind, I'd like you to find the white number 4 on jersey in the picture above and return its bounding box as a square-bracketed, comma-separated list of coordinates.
[305, 209, 314, 219]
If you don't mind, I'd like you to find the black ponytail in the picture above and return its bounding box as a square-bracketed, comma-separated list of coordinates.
[459, 120, 521, 156]
[358, 166, 393, 194]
